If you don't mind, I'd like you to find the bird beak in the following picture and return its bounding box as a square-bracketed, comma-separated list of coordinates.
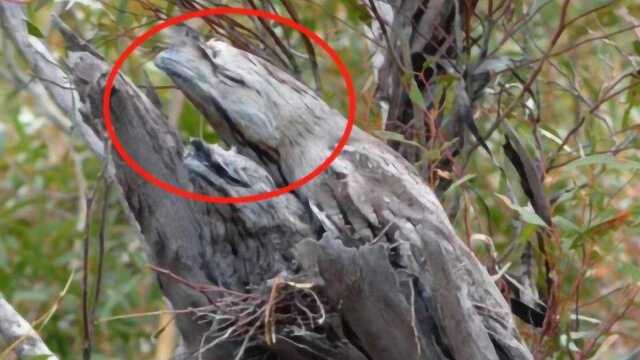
[155, 46, 199, 86]
[155, 45, 219, 114]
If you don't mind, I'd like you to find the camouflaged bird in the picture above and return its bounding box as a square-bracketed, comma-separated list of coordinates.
[155, 40, 533, 360]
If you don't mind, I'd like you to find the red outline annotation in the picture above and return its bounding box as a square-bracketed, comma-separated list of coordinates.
[102, 7, 355, 204]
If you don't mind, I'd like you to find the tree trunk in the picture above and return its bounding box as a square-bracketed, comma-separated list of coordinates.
[0, 3, 533, 359]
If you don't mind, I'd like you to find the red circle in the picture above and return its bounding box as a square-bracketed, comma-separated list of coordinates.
[103, 7, 355, 204]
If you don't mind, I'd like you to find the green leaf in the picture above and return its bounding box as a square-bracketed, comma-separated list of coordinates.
[434, 73, 459, 87]
[407, 76, 427, 111]
[421, 148, 441, 162]
[473, 57, 515, 75]
[445, 174, 476, 194]
[553, 215, 580, 234]
[374, 130, 425, 150]
[26, 20, 44, 38]
[25, 355, 55, 360]
[496, 194, 549, 228]
[341, 0, 372, 23]
[165, 0, 175, 16]
[519, 208, 549, 228]
[633, 40, 640, 57]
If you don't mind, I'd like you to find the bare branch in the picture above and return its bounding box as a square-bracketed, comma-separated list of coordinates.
[0, 294, 58, 360]
[0, 2, 104, 156]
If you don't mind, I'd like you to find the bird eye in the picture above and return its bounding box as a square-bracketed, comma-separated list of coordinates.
[218, 70, 246, 86]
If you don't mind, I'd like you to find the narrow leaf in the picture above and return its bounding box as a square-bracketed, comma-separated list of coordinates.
[496, 194, 549, 228]
[408, 77, 427, 111]
[26, 20, 44, 38]
[374, 130, 426, 150]
[445, 174, 476, 194]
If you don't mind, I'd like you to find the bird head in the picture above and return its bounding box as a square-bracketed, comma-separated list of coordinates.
[155, 40, 341, 153]
[154, 41, 282, 150]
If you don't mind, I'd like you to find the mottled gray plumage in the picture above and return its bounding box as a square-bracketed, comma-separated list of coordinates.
[155, 40, 533, 359]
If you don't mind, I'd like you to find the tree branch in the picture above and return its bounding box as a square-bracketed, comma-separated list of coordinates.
[0, 294, 58, 360]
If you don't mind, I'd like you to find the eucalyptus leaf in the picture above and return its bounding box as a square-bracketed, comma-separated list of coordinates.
[553, 215, 580, 234]
[374, 130, 426, 150]
[408, 77, 427, 111]
[634, 40, 640, 56]
[26, 20, 44, 38]
[445, 174, 476, 194]
[496, 194, 549, 228]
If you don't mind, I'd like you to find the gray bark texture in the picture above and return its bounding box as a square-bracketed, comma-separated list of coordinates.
[0, 2, 533, 359]
[0, 294, 58, 359]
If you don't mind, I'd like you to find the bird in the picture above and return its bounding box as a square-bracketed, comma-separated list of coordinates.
[155, 40, 533, 360]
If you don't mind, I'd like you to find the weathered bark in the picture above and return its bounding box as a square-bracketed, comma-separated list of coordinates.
[0, 294, 58, 359]
[1, 4, 533, 359]
[153, 39, 532, 359]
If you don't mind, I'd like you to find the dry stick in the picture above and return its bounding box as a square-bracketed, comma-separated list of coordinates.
[281, 0, 322, 91]
[96, 306, 214, 324]
[494, 0, 513, 21]
[467, 0, 571, 223]
[552, 24, 640, 59]
[81, 141, 114, 360]
[81, 188, 98, 360]
[87, 18, 159, 47]
[245, 0, 301, 76]
[264, 276, 283, 345]
[515, 0, 572, 107]
[547, 145, 636, 172]
[1, 45, 72, 133]
[578, 285, 629, 309]
[91, 178, 111, 322]
[187, 0, 293, 70]
[487, 0, 554, 59]
[296, 0, 379, 45]
[148, 264, 257, 299]
[99, 0, 148, 20]
[0, 272, 74, 359]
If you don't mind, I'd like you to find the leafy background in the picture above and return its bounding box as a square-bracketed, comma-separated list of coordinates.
[0, 0, 639, 358]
